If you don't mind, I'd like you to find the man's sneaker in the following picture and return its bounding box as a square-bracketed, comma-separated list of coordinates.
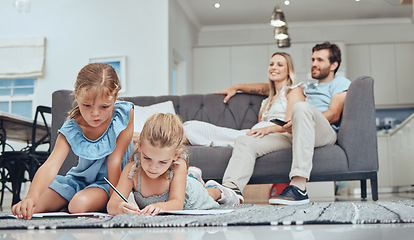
[205, 180, 242, 204]
[188, 166, 205, 186]
[268, 185, 310, 205]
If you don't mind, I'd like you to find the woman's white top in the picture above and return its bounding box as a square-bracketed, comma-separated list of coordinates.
[252, 82, 307, 129]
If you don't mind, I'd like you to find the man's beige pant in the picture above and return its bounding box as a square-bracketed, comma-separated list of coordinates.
[222, 102, 337, 191]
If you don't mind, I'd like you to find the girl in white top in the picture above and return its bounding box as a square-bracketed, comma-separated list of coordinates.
[183, 52, 306, 203]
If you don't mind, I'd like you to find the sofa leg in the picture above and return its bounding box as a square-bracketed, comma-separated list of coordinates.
[360, 179, 367, 200]
[371, 174, 379, 201]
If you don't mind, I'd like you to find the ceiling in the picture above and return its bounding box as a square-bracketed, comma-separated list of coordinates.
[178, 0, 413, 27]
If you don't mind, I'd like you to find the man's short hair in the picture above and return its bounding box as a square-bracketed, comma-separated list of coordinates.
[312, 41, 342, 74]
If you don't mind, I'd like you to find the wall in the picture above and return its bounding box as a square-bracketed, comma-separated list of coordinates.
[0, 0, 169, 111]
[169, 0, 199, 95]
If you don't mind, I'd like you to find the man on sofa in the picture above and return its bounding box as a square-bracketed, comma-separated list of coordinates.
[215, 41, 351, 205]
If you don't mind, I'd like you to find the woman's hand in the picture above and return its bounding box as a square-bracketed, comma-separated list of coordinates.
[139, 204, 163, 216]
[214, 85, 238, 103]
[246, 127, 271, 138]
[12, 198, 36, 220]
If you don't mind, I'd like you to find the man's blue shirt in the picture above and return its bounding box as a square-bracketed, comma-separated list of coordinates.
[305, 76, 351, 131]
[305, 76, 351, 112]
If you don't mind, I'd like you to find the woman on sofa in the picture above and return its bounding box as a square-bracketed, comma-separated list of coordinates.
[183, 52, 306, 203]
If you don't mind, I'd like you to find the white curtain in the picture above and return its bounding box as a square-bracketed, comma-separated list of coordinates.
[0, 37, 45, 78]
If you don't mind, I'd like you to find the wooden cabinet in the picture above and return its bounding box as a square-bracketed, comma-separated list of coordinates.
[371, 44, 399, 106]
[377, 133, 392, 187]
[193, 42, 413, 106]
[347, 42, 414, 107]
[376, 114, 414, 188]
[395, 43, 414, 105]
[389, 115, 414, 186]
[346, 44, 371, 81]
[193, 42, 347, 94]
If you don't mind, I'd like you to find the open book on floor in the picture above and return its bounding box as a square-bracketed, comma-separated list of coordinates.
[157, 209, 234, 215]
[0, 212, 112, 219]
[0, 209, 234, 219]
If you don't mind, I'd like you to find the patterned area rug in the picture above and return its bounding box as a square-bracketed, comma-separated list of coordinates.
[1, 200, 414, 230]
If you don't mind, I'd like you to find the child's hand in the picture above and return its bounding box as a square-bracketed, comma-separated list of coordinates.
[12, 198, 36, 220]
[139, 204, 163, 216]
[132, 132, 140, 149]
[118, 202, 140, 215]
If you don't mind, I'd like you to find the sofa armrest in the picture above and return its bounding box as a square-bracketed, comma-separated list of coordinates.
[337, 76, 378, 171]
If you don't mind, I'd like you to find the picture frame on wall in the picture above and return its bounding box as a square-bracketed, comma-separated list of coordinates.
[89, 56, 126, 92]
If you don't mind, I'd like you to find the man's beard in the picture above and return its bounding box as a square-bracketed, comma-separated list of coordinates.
[312, 67, 330, 80]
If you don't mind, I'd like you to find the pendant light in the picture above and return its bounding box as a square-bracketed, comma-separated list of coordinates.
[270, 6, 286, 27]
[270, 5, 291, 48]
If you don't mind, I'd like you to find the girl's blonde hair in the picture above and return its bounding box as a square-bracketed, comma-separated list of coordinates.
[262, 52, 297, 112]
[68, 63, 121, 119]
[134, 113, 188, 178]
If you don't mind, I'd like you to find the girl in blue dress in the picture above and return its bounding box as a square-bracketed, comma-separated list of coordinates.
[107, 113, 235, 216]
[12, 63, 135, 220]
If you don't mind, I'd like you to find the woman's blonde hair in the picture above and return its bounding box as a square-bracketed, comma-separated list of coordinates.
[133, 113, 188, 179]
[262, 52, 297, 112]
[68, 63, 121, 119]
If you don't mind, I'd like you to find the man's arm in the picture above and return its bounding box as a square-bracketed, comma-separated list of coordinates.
[322, 91, 347, 124]
[214, 83, 270, 103]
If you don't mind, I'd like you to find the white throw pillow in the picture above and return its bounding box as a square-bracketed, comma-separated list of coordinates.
[134, 101, 176, 133]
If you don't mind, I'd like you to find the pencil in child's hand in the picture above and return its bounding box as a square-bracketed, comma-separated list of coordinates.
[104, 177, 130, 204]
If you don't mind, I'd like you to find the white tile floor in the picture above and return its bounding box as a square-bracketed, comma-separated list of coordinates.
[1, 183, 414, 240]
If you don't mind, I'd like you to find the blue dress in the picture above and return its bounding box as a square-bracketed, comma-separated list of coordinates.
[49, 101, 135, 201]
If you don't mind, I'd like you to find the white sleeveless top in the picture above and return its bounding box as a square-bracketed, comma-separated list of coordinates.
[252, 82, 306, 129]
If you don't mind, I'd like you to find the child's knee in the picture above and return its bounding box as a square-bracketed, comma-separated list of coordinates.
[68, 189, 108, 213]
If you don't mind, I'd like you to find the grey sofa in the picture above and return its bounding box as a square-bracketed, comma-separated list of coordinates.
[51, 76, 379, 201]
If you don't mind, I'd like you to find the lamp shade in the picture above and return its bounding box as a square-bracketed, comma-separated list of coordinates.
[274, 26, 289, 40]
[277, 38, 291, 48]
[270, 7, 286, 27]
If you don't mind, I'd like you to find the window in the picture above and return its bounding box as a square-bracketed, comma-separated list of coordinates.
[0, 78, 34, 118]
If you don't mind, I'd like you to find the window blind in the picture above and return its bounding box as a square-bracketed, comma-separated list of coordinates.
[0, 37, 45, 78]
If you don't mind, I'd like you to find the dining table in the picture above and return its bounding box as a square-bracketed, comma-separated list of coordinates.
[0, 111, 48, 147]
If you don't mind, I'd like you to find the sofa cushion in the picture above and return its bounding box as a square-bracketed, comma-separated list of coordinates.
[133, 100, 176, 132]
